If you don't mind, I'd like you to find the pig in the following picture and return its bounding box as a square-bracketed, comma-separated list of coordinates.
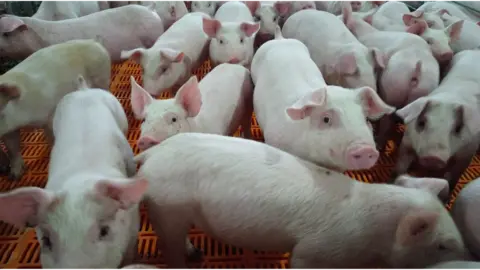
[417, 1, 480, 23]
[202, 1, 260, 67]
[33, 1, 108, 21]
[282, 9, 385, 91]
[0, 39, 110, 180]
[190, 1, 217, 17]
[142, 1, 189, 30]
[0, 4, 164, 62]
[324, 1, 384, 15]
[440, 13, 480, 53]
[360, 1, 411, 32]
[250, 1, 285, 46]
[130, 63, 253, 151]
[121, 12, 211, 96]
[450, 177, 480, 259]
[134, 132, 469, 268]
[402, 9, 447, 29]
[341, 5, 440, 150]
[393, 174, 450, 203]
[252, 25, 394, 171]
[429, 261, 480, 268]
[393, 50, 480, 195]
[0, 86, 148, 268]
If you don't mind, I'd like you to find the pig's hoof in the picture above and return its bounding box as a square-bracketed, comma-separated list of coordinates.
[187, 247, 204, 262]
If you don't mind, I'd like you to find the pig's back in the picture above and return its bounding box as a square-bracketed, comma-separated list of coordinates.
[214, 1, 253, 22]
[436, 50, 480, 97]
[358, 31, 428, 57]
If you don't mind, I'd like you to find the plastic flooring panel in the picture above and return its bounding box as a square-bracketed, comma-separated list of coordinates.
[0, 59, 479, 268]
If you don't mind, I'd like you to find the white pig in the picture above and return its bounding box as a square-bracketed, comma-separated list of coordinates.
[440, 13, 480, 53]
[135, 132, 469, 268]
[251, 27, 394, 171]
[191, 1, 217, 17]
[450, 177, 480, 259]
[401, 9, 447, 29]
[251, 1, 282, 38]
[0, 87, 148, 268]
[0, 4, 164, 62]
[130, 63, 253, 151]
[141, 1, 188, 30]
[361, 1, 411, 32]
[394, 50, 480, 195]
[202, 1, 260, 67]
[282, 9, 385, 91]
[121, 12, 211, 96]
[33, 1, 108, 21]
[0, 39, 110, 180]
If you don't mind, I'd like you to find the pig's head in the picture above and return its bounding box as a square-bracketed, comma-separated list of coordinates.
[121, 47, 192, 96]
[285, 85, 395, 171]
[190, 1, 217, 17]
[252, 2, 282, 38]
[403, 9, 447, 30]
[405, 19, 463, 63]
[389, 176, 470, 267]
[130, 76, 201, 151]
[0, 178, 148, 268]
[203, 18, 260, 66]
[155, 1, 188, 29]
[396, 97, 480, 171]
[0, 15, 40, 59]
[324, 43, 385, 91]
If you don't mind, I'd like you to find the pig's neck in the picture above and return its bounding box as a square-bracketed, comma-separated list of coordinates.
[21, 17, 72, 47]
[352, 20, 378, 38]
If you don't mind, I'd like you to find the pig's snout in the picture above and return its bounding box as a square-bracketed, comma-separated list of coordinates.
[351, 1, 362, 11]
[418, 156, 447, 169]
[438, 51, 453, 62]
[345, 144, 379, 170]
[138, 136, 160, 151]
[228, 58, 241, 64]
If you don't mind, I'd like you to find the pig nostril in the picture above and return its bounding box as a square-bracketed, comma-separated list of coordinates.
[353, 154, 361, 159]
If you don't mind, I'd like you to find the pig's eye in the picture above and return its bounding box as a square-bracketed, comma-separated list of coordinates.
[426, 39, 433, 45]
[437, 244, 447, 251]
[219, 39, 224, 45]
[454, 123, 463, 135]
[171, 117, 177, 123]
[41, 236, 52, 250]
[99, 225, 110, 239]
[427, 21, 434, 27]
[416, 118, 427, 131]
[323, 116, 331, 124]
[254, 15, 261, 21]
[240, 37, 244, 43]
[2, 32, 9, 38]
[160, 67, 168, 73]
[207, 3, 211, 7]
[273, 15, 278, 21]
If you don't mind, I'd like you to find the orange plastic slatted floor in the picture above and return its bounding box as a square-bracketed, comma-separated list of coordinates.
[0, 60, 478, 269]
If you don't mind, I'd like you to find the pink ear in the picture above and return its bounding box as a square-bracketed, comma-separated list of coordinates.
[402, 10, 423, 26]
[0, 187, 54, 228]
[0, 16, 27, 33]
[94, 178, 148, 210]
[370, 48, 386, 69]
[334, 52, 357, 75]
[202, 17, 221, 38]
[274, 1, 291, 16]
[0, 83, 20, 99]
[130, 76, 153, 120]
[245, 1, 260, 15]
[406, 20, 428, 35]
[341, 1, 355, 30]
[175, 76, 202, 117]
[356, 87, 395, 120]
[394, 175, 450, 200]
[396, 210, 439, 246]
[395, 98, 429, 124]
[120, 49, 145, 64]
[286, 88, 327, 121]
[240, 22, 260, 37]
[160, 49, 184, 63]
[445, 20, 464, 42]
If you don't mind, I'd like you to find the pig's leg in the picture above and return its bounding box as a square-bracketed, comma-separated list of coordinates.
[290, 241, 321, 268]
[3, 129, 24, 180]
[390, 137, 415, 183]
[185, 236, 203, 261]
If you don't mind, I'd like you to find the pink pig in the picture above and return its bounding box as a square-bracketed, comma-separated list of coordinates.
[394, 50, 480, 195]
[252, 26, 394, 171]
[130, 63, 253, 151]
[0, 4, 164, 61]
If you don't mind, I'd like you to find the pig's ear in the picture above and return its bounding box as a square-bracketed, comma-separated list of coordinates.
[356, 87, 395, 120]
[406, 20, 428, 35]
[445, 20, 464, 42]
[120, 48, 146, 64]
[0, 187, 56, 228]
[395, 210, 439, 246]
[341, 1, 355, 30]
[274, 1, 291, 16]
[202, 17, 221, 38]
[369, 47, 386, 69]
[0, 83, 20, 99]
[175, 76, 202, 117]
[333, 52, 357, 75]
[130, 76, 153, 120]
[245, 1, 260, 15]
[394, 174, 450, 201]
[0, 16, 27, 33]
[402, 10, 423, 26]
[94, 178, 148, 210]
[286, 87, 327, 121]
[160, 48, 185, 63]
[240, 22, 260, 37]
[395, 98, 429, 124]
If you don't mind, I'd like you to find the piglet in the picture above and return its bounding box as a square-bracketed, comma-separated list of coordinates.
[282, 9, 385, 91]
[429, 261, 480, 268]
[135, 132, 469, 268]
[0, 86, 148, 268]
[142, 1, 188, 30]
[131, 63, 253, 151]
[190, 1, 217, 17]
[252, 26, 394, 171]
[450, 177, 480, 260]
[0, 39, 111, 180]
[440, 13, 480, 53]
[121, 12, 211, 96]
[0, 4, 164, 62]
[362, 1, 411, 31]
[202, 1, 260, 67]
[33, 1, 107, 21]
[394, 50, 480, 195]
[250, 1, 284, 47]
